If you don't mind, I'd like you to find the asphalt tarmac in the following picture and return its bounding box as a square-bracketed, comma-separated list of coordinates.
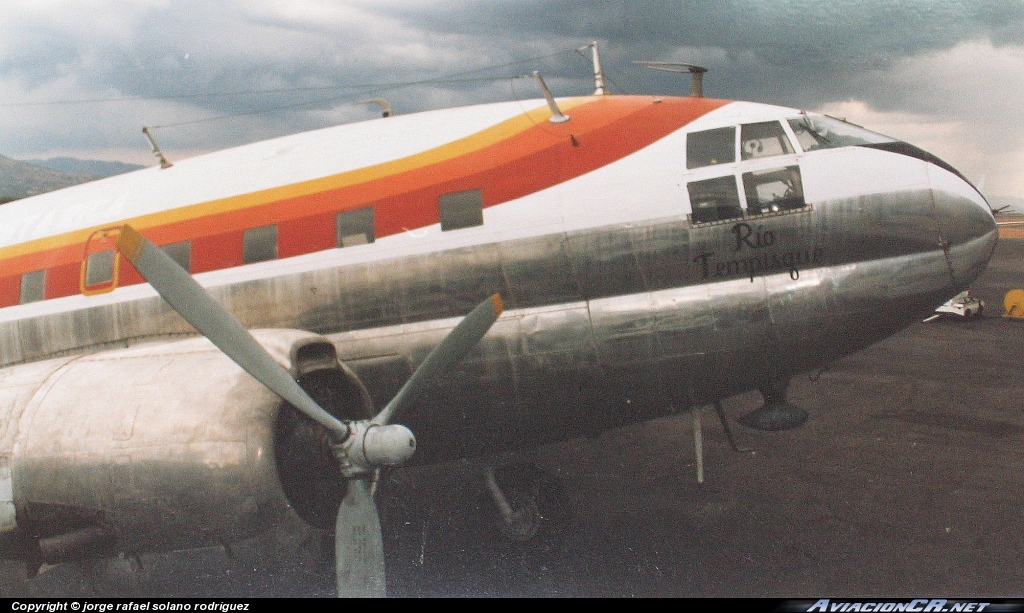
[5, 238, 1023, 598]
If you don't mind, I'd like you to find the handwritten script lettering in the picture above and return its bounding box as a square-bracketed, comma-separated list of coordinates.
[694, 222, 823, 281]
[732, 222, 775, 252]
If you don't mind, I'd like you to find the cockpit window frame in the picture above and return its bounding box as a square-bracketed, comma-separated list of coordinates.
[740, 121, 795, 161]
[686, 117, 814, 227]
[787, 112, 896, 153]
[686, 126, 737, 170]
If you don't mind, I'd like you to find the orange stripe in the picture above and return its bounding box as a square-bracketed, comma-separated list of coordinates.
[0, 96, 728, 284]
[0, 97, 592, 265]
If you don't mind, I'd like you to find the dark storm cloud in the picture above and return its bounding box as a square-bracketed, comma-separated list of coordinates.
[2, 2, 419, 152]
[390, 0, 1024, 54]
[8, 1, 1022, 125]
[2, 0, 1023, 186]
[368, 0, 1024, 108]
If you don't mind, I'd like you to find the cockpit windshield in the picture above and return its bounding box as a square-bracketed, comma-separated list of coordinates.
[788, 113, 896, 152]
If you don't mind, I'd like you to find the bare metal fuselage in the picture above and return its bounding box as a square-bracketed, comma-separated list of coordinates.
[0, 97, 997, 562]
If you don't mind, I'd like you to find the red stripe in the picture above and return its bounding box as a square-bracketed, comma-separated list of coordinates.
[0, 96, 729, 307]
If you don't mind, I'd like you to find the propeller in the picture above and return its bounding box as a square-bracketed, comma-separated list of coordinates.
[115, 224, 503, 597]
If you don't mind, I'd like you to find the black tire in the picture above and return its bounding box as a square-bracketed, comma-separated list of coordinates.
[480, 463, 572, 545]
[474, 462, 574, 593]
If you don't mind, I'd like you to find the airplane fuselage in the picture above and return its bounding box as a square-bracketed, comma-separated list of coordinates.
[0, 94, 997, 561]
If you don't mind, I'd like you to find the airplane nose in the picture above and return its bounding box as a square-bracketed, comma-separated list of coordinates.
[928, 165, 998, 291]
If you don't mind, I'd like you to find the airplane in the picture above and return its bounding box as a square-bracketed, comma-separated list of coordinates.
[0, 56, 998, 597]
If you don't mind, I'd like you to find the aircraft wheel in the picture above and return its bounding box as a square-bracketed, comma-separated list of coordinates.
[482, 463, 571, 545]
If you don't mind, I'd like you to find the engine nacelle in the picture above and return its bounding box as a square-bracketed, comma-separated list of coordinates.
[0, 329, 372, 563]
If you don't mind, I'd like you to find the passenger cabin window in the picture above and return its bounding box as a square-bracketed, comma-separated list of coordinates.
[163, 240, 191, 271]
[688, 176, 742, 224]
[686, 127, 736, 169]
[243, 225, 278, 264]
[439, 189, 483, 231]
[336, 207, 375, 247]
[741, 121, 795, 160]
[20, 270, 45, 304]
[743, 166, 805, 215]
[85, 250, 115, 287]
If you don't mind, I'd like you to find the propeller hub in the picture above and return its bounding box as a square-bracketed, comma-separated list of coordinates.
[333, 422, 416, 477]
[363, 423, 416, 466]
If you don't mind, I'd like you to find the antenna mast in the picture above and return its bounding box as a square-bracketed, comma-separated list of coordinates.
[354, 98, 394, 118]
[578, 41, 607, 95]
[531, 71, 570, 123]
[634, 61, 709, 97]
[142, 127, 173, 169]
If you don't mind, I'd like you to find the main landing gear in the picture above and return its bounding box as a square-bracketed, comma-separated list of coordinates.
[736, 379, 808, 431]
[481, 463, 569, 544]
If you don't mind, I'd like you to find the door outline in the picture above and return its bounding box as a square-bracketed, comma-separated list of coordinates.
[80, 227, 123, 296]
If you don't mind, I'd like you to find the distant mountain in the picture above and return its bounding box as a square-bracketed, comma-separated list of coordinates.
[23, 157, 145, 178]
[0, 155, 98, 202]
[0, 155, 148, 203]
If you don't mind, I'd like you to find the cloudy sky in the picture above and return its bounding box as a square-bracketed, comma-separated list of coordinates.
[2, 0, 1023, 198]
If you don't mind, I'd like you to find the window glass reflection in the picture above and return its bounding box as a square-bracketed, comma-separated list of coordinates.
[439, 189, 484, 231]
[336, 207, 375, 247]
[687, 127, 736, 169]
[688, 175, 742, 223]
[743, 166, 805, 215]
[788, 114, 895, 152]
[243, 225, 278, 264]
[741, 121, 795, 160]
[85, 249, 115, 287]
[20, 270, 45, 304]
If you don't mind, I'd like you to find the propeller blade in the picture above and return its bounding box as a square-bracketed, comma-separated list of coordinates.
[115, 225, 347, 436]
[119, 224, 504, 599]
[335, 478, 386, 598]
[372, 293, 503, 425]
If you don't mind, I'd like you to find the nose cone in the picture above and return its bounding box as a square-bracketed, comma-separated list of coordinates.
[929, 165, 998, 291]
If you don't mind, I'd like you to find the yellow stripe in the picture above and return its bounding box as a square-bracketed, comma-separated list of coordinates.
[0, 98, 597, 264]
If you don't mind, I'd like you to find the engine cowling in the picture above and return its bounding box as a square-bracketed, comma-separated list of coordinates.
[0, 330, 372, 563]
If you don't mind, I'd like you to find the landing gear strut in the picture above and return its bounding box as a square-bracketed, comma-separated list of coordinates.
[737, 380, 808, 431]
[484, 466, 542, 542]
[481, 463, 568, 543]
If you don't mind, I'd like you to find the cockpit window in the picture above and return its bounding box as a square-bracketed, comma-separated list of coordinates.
[740, 121, 794, 160]
[743, 166, 805, 215]
[688, 175, 743, 223]
[687, 127, 736, 169]
[788, 113, 895, 152]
